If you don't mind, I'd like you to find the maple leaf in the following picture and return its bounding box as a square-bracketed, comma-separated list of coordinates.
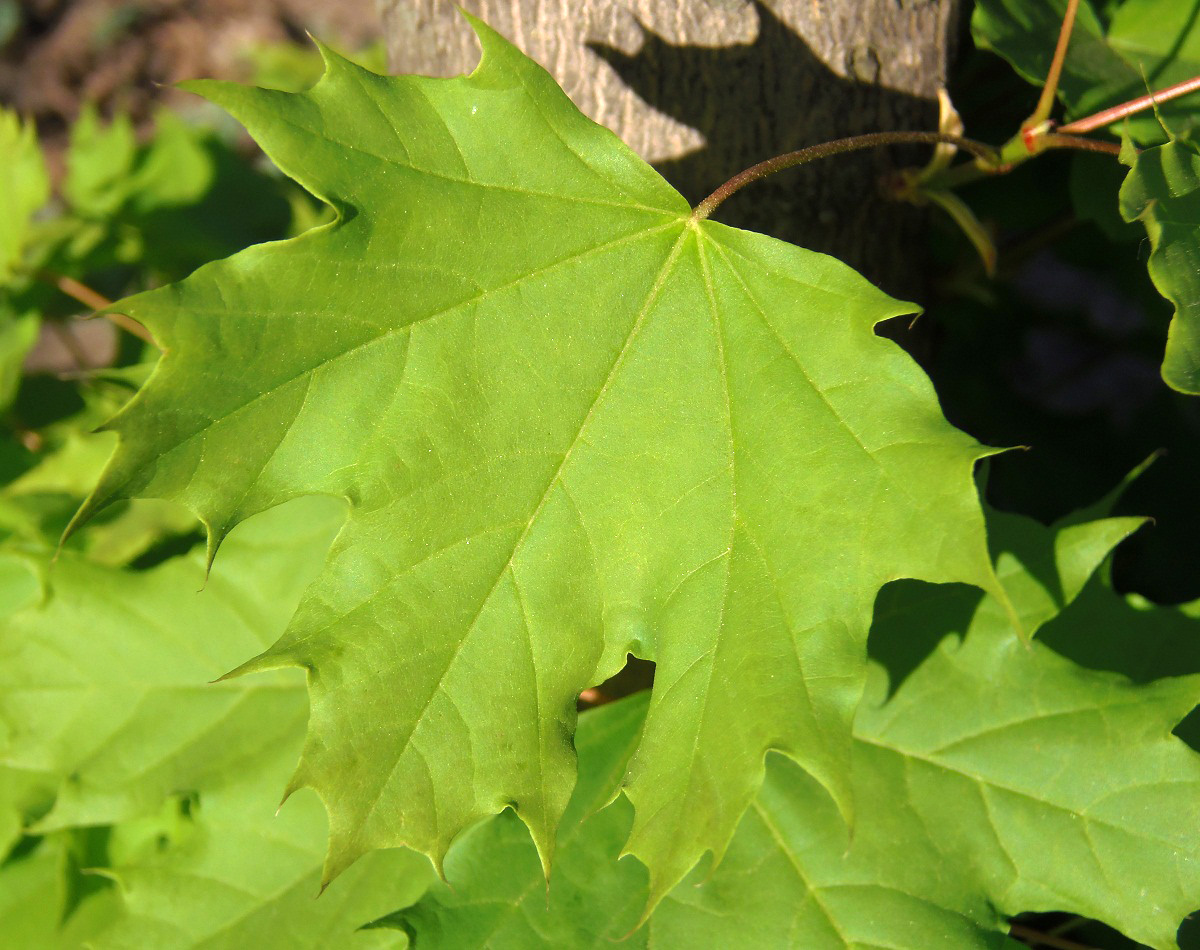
[0, 833, 116, 949]
[1120, 138, 1200, 394]
[395, 508, 1200, 950]
[74, 17, 1008, 900]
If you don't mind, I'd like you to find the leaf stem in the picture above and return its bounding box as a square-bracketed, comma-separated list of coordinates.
[1028, 0, 1081, 128]
[1058, 74, 1200, 133]
[1037, 133, 1124, 156]
[41, 272, 156, 345]
[690, 132, 998, 222]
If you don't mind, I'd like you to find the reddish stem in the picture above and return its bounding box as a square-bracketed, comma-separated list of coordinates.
[1058, 74, 1200, 133]
[691, 132, 997, 221]
[1029, 0, 1081, 127]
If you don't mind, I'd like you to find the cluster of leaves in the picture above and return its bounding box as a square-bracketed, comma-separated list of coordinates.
[1, 2, 1200, 947]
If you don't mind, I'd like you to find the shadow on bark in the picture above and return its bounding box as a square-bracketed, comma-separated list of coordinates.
[588, 1, 940, 297]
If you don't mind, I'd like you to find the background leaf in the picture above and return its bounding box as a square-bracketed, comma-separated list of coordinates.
[91, 752, 431, 950]
[0, 495, 436, 947]
[0, 108, 48, 285]
[0, 497, 342, 832]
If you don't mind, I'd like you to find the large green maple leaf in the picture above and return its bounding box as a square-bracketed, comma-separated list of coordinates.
[75, 18, 1006, 900]
[395, 508, 1200, 949]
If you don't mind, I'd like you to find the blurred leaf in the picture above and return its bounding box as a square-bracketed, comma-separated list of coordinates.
[0, 498, 342, 831]
[0, 835, 118, 950]
[0, 110, 47, 410]
[65, 109, 139, 219]
[52, 108, 292, 290]
[0, 109, 48, 284]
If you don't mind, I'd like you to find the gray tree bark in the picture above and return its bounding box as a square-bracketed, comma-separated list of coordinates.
[377, 0, 959, 295]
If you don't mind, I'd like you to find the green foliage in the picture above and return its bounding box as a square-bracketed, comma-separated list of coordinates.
[0, 111, 47, 284]
[2, 6, 1200, 949]
[0, 110, 45, 409]
[56, 106, 293, 284]
[0, 499, 339, 831]
[394, 508, 1200, 950]
[92, 763, 430, 950]
[0, 499, 431, 947]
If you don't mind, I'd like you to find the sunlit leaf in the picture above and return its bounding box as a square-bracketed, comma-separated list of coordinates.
[74, 19, 1008, 901]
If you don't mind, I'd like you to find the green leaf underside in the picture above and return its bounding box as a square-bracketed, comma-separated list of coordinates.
[78, 18, 1004, 902]
[972, 0, 1200, 142]
[1120, 139, 1200, 393]
[398, 512, 1200, 950]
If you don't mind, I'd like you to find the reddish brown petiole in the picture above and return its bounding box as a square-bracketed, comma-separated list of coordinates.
[691, 131, 997, 221]
[1059, 74, 1200, 134]
[1027, 0, 1081, 129]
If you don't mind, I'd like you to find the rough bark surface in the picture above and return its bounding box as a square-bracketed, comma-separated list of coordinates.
[378, 0, 959, 295]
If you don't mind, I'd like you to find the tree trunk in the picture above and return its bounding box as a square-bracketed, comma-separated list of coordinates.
[377, 0, 959, 296]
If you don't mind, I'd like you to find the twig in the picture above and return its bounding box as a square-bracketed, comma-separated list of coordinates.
[42, 272, 156, 346]
[1028, 0, 1081, 128]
